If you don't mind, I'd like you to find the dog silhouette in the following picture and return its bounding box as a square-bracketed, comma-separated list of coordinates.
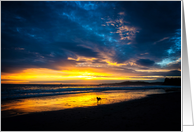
[96, 97, 101, 102]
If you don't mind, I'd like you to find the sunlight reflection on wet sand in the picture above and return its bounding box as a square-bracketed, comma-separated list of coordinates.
[1, 89, 165, 117]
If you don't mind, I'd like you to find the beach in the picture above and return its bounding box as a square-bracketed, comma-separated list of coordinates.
[1, 91, 181, 131]
[1, 1, 182, 131]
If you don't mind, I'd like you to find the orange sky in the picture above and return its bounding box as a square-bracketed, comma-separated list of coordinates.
[1, 66, 180, 84]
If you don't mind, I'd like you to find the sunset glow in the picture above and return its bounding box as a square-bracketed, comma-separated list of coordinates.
[1, 68, 158, 84]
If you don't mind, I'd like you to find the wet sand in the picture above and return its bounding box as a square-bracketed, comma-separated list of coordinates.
[1, 91, 181, 131]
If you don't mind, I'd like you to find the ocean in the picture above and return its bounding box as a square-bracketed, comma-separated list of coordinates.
[1, 84, 181, 118]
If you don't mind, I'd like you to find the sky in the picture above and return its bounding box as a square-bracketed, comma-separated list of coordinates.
[1, 1, 181, 84]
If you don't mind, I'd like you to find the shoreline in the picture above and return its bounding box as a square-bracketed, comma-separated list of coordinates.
[1, 91, 181, 131]
[1, 86, 180, 102]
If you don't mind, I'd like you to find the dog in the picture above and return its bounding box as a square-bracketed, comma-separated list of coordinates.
[96, 97, 101, 102]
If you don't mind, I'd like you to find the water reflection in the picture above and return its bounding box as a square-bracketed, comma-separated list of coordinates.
[1, 89, 165, 117]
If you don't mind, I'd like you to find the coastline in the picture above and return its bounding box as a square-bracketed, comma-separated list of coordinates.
[1, 91, 181, 131]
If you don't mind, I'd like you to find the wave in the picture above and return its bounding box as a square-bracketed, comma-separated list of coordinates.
[1, 91, 89, 100]
[1, 85, 181, 101]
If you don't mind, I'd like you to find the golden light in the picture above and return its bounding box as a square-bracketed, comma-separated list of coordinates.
[105, 61, 127, 66]
[135, 69, 171, 72]
[1, 89, 165, 117]
[1, 67, 159, 84]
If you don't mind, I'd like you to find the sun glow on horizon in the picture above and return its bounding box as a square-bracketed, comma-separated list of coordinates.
[0, 67, 168, 84]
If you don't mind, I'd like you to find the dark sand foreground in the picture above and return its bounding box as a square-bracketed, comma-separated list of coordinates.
[1, 91, 181, 131]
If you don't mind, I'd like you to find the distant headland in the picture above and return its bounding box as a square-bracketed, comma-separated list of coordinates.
[100, 78, 181, 86]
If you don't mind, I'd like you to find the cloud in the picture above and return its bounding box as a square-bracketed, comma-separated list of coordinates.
[165, 70, 181, 76]
[53, 42, 99, 58]
[118, 12, 125, 15]
[136, 59, 155, 67]
[153, 37, 169, 44]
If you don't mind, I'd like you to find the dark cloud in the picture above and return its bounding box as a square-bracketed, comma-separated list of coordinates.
[53, 42, 99, 58]
[130, 70, 181, 77]
[165, 70, 181, 76]
[166, 62, 181, 70]
[136, 59, 155, 67]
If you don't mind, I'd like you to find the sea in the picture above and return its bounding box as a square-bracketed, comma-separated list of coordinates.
[1, 84, 181, 118]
